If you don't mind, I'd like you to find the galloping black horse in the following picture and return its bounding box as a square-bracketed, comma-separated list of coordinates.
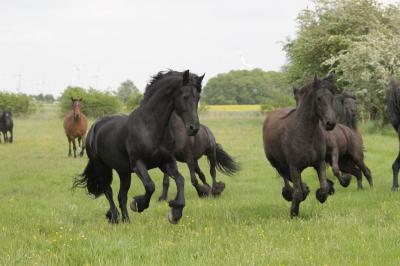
[73, 70, 203, 224]
[0, 111, 13, 143]
[388, 78, 400, 191]
[158, 112, 240, 201]
[263, 75, 336, 217]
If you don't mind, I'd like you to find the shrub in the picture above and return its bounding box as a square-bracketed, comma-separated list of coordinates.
[125, 93, 143, 111]
[60, 87, 121, 118]
[0, 92, 37, 116]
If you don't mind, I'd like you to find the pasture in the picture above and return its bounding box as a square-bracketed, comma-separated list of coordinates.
[1, 104, 399, 265]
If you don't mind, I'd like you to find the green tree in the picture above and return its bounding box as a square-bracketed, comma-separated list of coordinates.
[284, 0, 400, 120]
[115, 80, 139, 103]
[202, 69, 290, 104]
[126, 92, 143, 111]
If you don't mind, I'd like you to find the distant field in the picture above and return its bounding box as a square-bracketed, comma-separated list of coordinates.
[1, 105, 400, 265]
[206, 104, 261, 112]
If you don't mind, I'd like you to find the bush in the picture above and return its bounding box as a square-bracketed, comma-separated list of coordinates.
[260, 93, 295, 114]
[125, 93, 143, 111]
[0, 92, 37, 116]
[60, 87, 122, 118]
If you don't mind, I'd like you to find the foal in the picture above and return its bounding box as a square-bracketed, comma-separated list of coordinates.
[63, 98, 88, 157]
[263, 75, 336, 217]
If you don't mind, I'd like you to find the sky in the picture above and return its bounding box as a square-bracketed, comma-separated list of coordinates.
[0, 0, 398, 96]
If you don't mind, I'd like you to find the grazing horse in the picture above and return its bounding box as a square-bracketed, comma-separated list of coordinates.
[73, 70, 203, 224]
[388, 78, 400, 191]
[158, 112, 240, 201]
[63, 98, 88, 157]
[295, 88, 372, 190]
[263, 75, 336, 218]
[0, 111, 13, 143]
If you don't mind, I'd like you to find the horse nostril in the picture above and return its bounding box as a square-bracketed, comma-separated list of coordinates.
[189, 124, 195, 130]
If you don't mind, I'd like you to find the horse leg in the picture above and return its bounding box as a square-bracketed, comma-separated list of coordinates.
[352, 155, 373, 188]
[331, 149, 351, 188]
[392, 152, 400, 191]
[117, 173, 131, 223]
[104, 186, 119, 224]
[78, 137, 81, 148]
[194, 160, 211, 188]
[289, 166, 303, 218]
[3, 131, 7, 143]
[79, 134, 86, 157]
[130, 160, 155, 213]
[339, 159, 363, 190]
[281, 176, 293, 202]
[67, 137, 72, 157]
[158, 173, 170, 202]
[72, 138, 77, 158]
[188, 159, 210, 198]
[163, 161, 185, 224]
[315, 162, 330, 203]
[9, 129, 13, 143]
[207, 151, 225, 196]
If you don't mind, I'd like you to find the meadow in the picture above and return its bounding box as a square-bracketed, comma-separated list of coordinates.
[1, 104, 400, 265]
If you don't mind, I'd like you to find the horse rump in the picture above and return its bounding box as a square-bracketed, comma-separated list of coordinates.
[210, 144, 240, 176]
[72, 159, 112, 198]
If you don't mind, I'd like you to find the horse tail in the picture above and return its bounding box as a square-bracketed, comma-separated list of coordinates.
[72, 158, 112, 198]
[210, 144, 240, 176]
[72, 119, 112, 197]
[388, 79, 400, 133]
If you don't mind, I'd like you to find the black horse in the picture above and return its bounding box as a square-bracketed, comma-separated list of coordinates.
[158, 112, 240, 201]
[263, 75, 336, 218]
[0, 111, 13, 143]
[73, 70, 203, 224]
[388, 78, 400, 191]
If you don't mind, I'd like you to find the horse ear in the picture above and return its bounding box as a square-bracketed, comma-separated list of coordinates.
[197, 73, 205, 92]
[182, 70, 190, 85]
[313, 74, 320, 90]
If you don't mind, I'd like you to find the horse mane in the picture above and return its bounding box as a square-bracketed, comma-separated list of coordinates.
[388, 78, 400, 132]
[141, 70, 183, 105]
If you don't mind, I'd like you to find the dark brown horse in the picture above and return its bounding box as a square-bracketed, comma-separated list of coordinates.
[294, 89, 372, 190]
[388, 78, 400, 191]
[63, 98, 88, 157]
[158, 112, 240, 201]
[263, 75, 336, 218]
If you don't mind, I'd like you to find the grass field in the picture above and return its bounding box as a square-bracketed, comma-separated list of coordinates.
[1, 105, 400, 265]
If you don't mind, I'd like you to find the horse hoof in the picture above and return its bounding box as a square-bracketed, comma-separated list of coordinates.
[158, 195, 167, 202]
[316, 188, 328, 203]
[106, 210, 119, 224]
[211, 182, 225, 196]
[392, 186, 399, 192]
[282, 187, 293, 202]
[130, 200, 139, 212]
[327, 180, 335, 195]
[197, 185, 211, 198]
[339, 175, 352, 188]
[168, 211, 179, 224]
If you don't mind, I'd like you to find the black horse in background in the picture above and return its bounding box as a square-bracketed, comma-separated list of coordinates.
[158, 112, 240, 201]
[0, 111, 14, 143]
[73, 70, 203, 224]
[388, 78, 400, 191]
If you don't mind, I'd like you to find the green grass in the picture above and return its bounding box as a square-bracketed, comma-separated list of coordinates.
[1, 106, 400, 265]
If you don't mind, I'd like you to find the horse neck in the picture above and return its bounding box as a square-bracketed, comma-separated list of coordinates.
[134, 87, 176, 140]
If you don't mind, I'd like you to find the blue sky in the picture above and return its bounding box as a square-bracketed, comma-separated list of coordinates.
[0, 0, 397, 95]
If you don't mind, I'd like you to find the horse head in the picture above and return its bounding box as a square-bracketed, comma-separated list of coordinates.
[71, 98, 82, 120]
[312, 75, 336, 130]
[172, 70, 204, 136]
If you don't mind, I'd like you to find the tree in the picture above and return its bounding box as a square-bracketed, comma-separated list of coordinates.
[115, 80, 139, 103]
[284, 0, 400, 120]
[202, 69, 290, 104]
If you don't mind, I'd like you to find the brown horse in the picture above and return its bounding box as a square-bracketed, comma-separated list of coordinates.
[63, 98, 88, 157]
[294, 89, 373, 190]
[263, 75, 336, 218]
